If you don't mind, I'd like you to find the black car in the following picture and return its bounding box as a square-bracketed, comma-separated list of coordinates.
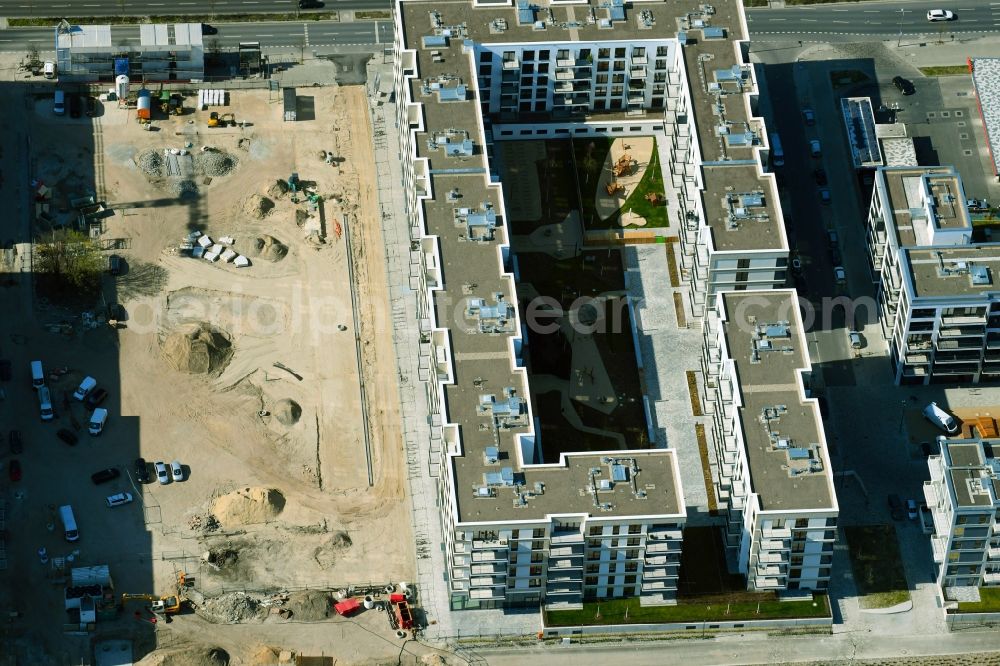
[813, 169, 828, 186]
[85, 96, 98, 117]
[135, 457, 150, 483]
[9, 430, 22, 454]
[85, 387, 109, 410]
[892, 76, 915, 96]
[202, 23, 218, 35]
[299, 0, 324, 7]
[57, 428, 79, 446]
[69, 94, 82, 118]
[888, 493, 905, 521]
[0, 359, 11, 381]
[108, 254, 123, 276]
[91, 467, 120, 485]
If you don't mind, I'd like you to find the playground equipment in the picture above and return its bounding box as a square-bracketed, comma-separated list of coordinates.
[612, 153, 636, 178]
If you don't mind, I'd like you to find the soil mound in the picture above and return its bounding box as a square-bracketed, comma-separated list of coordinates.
[246, 235, 287, 262]
[244, 194, 274, 219]
[198, 151, 238, 177]
[137, 646, 230, 666]
[266, 179, 290, 199]
[248, 647, 280, 666]
[274, 399, 301, 426]
[211, 487, 285, 529]
[162, 323, 233, 375]
[284, 590, 333, 621]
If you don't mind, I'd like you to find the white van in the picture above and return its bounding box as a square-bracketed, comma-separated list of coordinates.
[73, 376, 97, 401]
[59, 505, 79, 541]
[53, 89, 65, 115]
[43, 61, 56, 79]
[923, 402, 959, 435]
[30, 360, 44, 389]
[38, 385, 54, 421]
[88, 407, 108, 436]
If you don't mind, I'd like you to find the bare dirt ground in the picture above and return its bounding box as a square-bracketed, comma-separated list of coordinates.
[0, 52, 414, 664]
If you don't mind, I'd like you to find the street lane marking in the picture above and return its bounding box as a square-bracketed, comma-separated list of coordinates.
[770, 17, 786, 21]
[832, 20, 848, 23]
[863, 10, 879, 12]
[256, 34, 274, 37]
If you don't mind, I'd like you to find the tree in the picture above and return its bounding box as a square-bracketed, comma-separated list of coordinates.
[35, 229, 105, 298]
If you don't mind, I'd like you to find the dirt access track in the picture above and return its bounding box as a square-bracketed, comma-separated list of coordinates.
[0, 67, 413, 663]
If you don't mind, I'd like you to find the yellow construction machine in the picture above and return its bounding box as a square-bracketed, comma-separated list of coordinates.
[120, 571, 187, 615]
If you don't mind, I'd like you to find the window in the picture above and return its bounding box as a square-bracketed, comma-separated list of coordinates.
[586, 564, 600, 574]
[612, 73, 625, 84]
[654, 72, 667, 83]
[529, 578, 541, 588]
[597, 61, 609, 72]
[625, 575, 637, 585]
[627, 537, 640, 547]
[625, 549, 639, 559]
[580, 48, 591, 59]
[629, 525, 641, 534]
[615, 47, 626, 58]
[632, 47, 645, 57]
[532, 540, 545, 550]
[613, 61, 625, 72]
[596, 87, 608, 97]
[538, 50, 550, 60]
[520, 89, 532, 100]
[589, 526, 602, 536]
[656, 46, 669, 56]
[587, 539, 602, 548]
[523, 50, 535, 61]
[611, 86, 624, 97]
[587, 551, 600, 560]
[655, 58, 667, 70]
[610, 100, 622, 110]
[538, 63, 549, 74]
[598, 48, 610, 59]
[557, 49, 570, 60]
[585, 576, 598, 585]
[531, 552, 543, 563]
[735, 272, 749, 283]
[508, 567, 516, 577]
[792, 542, 805, 553]
[530, 566, 542, 576]
[596, 74, 609, 84]
[480, 51, 492, 63]
[521, 76, 533, 86]
[795, 519, 808, 528]
[537, 75, 548, 85]
[595, 100, 606, 110]
[533, 528, 545, 538]
[625, 562, 638, 572]
[737, 259, 750, 269]
[789, 568, 802, 578]
[479, 65, 491, 76]
[791, 556, 803, 566]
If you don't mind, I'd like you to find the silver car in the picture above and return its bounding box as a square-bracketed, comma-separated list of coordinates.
[155, 461, 170, 484]
[171, 460, 184, 482]
[106, 492, 133, 508]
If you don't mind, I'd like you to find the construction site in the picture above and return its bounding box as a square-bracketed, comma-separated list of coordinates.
[0, 52, 437, 665]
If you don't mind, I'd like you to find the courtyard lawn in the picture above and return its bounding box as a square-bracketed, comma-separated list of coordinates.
[844, 525, 911, 609]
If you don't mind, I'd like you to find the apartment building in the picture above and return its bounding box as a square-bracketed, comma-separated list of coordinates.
[864, 166, 1000, 384]
[393, 0, 687, 611]
[924, 437, 1000, 592]
[55, 22, 204, 82]
[663, 4, 789, 316]
[701, 290, 838, 591]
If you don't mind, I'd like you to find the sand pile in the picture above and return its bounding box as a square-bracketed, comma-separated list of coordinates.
[137, 646, 230, 666]
[198, 151, 238, 177]
[211, 487, 286, 529]
[162, 323, 234, 375]
[273, 399, 301, 426]
[248, 647, 280, 666]
[266, 179, 290, 199]
[244, 194, 274, 219]
[284, 590, 333, 621]
[244, 235, 287, 262]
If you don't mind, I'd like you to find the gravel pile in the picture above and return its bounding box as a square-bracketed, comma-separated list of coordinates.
[171, 179, 199, 197]
[198, 151, 238, 177]
[136, 149, 163, 177]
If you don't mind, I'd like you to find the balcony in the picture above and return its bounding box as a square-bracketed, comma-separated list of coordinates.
[549, 544, 583, 558]
[548, 558, 583, 571]
[472, 550, 506, 563]
[501, 57, 519, 71]
[761, 527, 792, 540]
[470, 576, 506, 588]
[551, 530, 583, 545]
[938, 325, 985, 338]
[630, 67, 647, 78]
[985, 572, 1000, 585]
[758, 539, 789, 552]
[755, 564, 785, 577]
[753, 576, 783, 590]
[555, 68, 575, 81]
[471, 563, 506, 576]
[473, 539, 508, 550]
[469, 587, 504, 600]
[930, 535, 947, 564]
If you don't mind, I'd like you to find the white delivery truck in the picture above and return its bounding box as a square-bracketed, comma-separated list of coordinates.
[59, 505, 79, 541]
[30, 360, 45, 388]
[89, 408, 108, 436]
[38, 386, 54, 421]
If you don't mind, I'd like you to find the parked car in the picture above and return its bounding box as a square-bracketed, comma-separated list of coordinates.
[9, 429, 22, 454]
[108, 254, 123, 276]
[791, 257, 803, 274]
[106, 492, 133, 508]
[819, 188, 831, 205]
[298, 0, 324, 7]
[8, 459, 21, 482]
[834, 266, 847, 285]
[848, 330, 863, 349]
[57, 428, 78, 446]
[888, 493, 905, 521]
[926, 9, 954, 21]
[893, 76, 915, 96]
[827, 229, 839, 248]
[135, 457, 150, 484]
[69, 94, 82, 118]
[907, 499, 919, 519]
[809, 139, 822, 157]
[85, 96, 99, 117]
[923, 402, 960, 435]
[85, 387, 108, 410]
[0, 359, 11, 380]
[171, 460, 184, 482]
[155, 461, 170, 484]
[802, 108, 815, 126]
[91, 467, 120, 485]
[814, 168, 828, 186]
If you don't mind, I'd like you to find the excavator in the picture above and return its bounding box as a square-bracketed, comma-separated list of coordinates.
[120, 571, 187, 615]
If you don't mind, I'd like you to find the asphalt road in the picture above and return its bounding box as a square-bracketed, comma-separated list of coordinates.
[0, 20, 393, 51]
[0, 0, 390, 17]
[748, 0, 1000, 37]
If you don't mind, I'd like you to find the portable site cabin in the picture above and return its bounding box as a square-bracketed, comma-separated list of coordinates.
[282, 88, 296, 122]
